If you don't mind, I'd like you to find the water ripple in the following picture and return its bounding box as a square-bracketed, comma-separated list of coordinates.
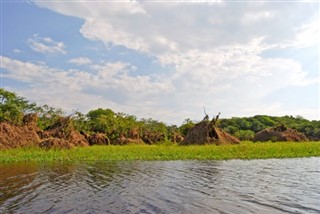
[1, 158, 319, 213]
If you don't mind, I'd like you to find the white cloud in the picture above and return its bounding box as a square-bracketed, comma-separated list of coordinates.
[0, 55, 173, 118]
[27, 34, 66, 54]
[80, 19, 149, 52]
[68, 57, 92, 65]
[291, 19, 319, 48]
[7, 2, 319, 123]
[13, 49, 22, 53]
[241, 10, 275, 24]
[33, 1, 319, 54]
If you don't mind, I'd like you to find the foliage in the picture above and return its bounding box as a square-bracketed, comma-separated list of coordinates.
[179, 118, 195, 136]
[234, 130, 254, 141]
[71, 111, 89, 133]
[220, 115, 320, 140]
[0, 89, 37, 124]
[1, 89, 320, 142]
[36, 105, 65, 130]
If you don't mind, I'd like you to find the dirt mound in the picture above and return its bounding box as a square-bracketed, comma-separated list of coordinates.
[172, 132, 184, 143]
[253, 125, 308, 142]
[0, 121, 40, 149]
[115, 135, 144, 145]
[39, 138, 73, 150]
[22, 113, 38, 126]
[179, 120, 240, 145]
[142, 132, 165, 144]
[86, 133, 110, 146]
[40, 117, 89, 149]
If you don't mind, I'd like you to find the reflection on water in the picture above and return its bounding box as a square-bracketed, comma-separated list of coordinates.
[0, 158, 319, 214]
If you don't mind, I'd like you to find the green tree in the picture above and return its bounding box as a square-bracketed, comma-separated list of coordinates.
[87, 108, 116, 134]
[0, 89, 37, 124]
[72, 111, 89, 132]
[36, 104, 65, 130]
[234, 130, 254, 141]
[179, 118, 195, 136]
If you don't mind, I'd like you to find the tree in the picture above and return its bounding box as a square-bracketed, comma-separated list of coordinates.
[234, 130, 254, 141]
[0, 89, 37, 124]
[87, 108, 116, 134]
[179, 119, 195, 136]
[36, 104, 65, 130]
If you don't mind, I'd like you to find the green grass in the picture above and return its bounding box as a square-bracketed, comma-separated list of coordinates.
[0, 141, 319, 162]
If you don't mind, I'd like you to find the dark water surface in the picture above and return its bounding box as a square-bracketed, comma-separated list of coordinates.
[0, 158, 319, 214]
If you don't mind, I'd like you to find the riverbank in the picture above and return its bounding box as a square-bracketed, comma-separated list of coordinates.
[1, 141, 319, 162]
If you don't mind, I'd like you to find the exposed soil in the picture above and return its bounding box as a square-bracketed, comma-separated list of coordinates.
[115, 135, 144, 145]
[253, 125, 308, 142]
[39, 138, 73, 150]
[179, 120, 240, 145]
[0, 114, 89, 150]
[0, 121, 40, 149]
[0, 114, 41, 149]
[141, 131, 166, 145]
[39, 117, 89, 149]
[171, 132, 184, 143]
[85, 133, 110, 146]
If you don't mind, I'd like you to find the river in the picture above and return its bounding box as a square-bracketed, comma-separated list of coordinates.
[0, 158, 319, 214]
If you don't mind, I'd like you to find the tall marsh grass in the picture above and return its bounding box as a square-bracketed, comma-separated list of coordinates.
[0, 141, 319, 162]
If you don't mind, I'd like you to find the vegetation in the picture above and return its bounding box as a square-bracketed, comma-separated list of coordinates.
[219, 115, 320, 141]
[1, 88, 320, 145]
[0, 142, 319, 162]
[0, 89, 37, 124]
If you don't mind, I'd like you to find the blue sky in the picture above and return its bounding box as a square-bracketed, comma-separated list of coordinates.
[1, 1, 319, 124]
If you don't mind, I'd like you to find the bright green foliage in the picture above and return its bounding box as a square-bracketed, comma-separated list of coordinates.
[234, 130, 254, 141]
[0, 89, 37, 124]
[71, 111, 89, 132]
[141, 118, 167, 134]
[220, 115, 320, 140]
[87, 108, 116, 133]
[140, 118, 169, 143]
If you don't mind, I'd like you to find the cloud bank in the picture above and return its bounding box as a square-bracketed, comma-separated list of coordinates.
[2, 1, 319, 124]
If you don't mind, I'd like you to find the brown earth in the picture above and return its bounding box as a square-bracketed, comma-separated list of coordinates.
[86, 133, 110, 146]
[179, 120, 240, 145]
[0, 114, 89, 149]
[171, 132, 184, 143]
[39, 137, 74, 150]
[115, 135, 145, 145]
[141, 131, 166, 144]
[0, 114, 41, 149]
[253, 125, 308, 142]
[38, 117, 89, 149]
[0, 121, 40, 149]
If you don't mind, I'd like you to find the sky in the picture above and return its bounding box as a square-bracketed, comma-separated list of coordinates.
[0, 0, 319, 125]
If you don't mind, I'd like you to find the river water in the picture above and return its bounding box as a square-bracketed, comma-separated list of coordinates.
[0, 158, 319, 214]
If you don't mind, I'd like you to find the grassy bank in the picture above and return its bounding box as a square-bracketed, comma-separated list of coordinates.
[0, 141, 319, 162]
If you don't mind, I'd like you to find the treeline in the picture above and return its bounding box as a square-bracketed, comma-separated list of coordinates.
[219, 116, 320, 141]
[1, 89, 320, 142]
[0, 89, 178, 144]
